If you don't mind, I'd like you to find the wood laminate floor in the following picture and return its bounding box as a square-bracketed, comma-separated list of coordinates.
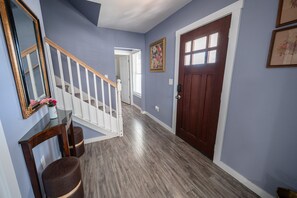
[80, 104, 258, 198]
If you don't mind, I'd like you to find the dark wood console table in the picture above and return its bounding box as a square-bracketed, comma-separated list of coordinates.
[19, 109, 74, 198]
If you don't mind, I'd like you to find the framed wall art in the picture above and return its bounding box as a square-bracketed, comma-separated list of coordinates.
[150, 37, 166, 72]
[267, 25, 297, 68]
[276, 0, 297, 27]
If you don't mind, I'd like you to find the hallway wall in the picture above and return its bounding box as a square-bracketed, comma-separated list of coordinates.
[0, 0, 60, 197]
[40, 0, 145, 93]
[144, 0, 297, 195]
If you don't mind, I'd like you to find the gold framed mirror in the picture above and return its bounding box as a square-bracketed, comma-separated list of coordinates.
[0, 0, 50, 118]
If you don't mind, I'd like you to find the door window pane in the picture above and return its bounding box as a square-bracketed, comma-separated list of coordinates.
[207, 50, 217, 63]
[193, 36, 207, 51]
[184, 54, 191, 66]
[192, 52, 205, 64]
[185, 41, 192, 53]
[209, 33, 218, 48]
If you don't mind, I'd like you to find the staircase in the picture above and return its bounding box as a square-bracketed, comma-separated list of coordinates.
[45, 38, 123, 138]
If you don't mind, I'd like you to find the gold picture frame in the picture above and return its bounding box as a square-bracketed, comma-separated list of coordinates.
[0, 0, 50, 118]
[276, 0, 297, 27]
[150, 37, 166, 72]
[267, 25, 297, 68]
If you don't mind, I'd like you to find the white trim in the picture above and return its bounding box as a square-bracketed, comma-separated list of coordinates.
[114, 49, 132, 56]
[133, 92, 142, 99]
[143, 111, 173, 133]
[84, 134, 118, 144]
[216, 161, 273, 198]
[132, 103, 142, 112]
[0, 120, 21, 198]
[129, 54, 134, 105]
[131, 50, 142, 100]
[114, 50, 134, 105]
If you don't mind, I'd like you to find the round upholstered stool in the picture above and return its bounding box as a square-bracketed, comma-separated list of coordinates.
[42, 157, 84, 198]
[68, 126, 85, 157]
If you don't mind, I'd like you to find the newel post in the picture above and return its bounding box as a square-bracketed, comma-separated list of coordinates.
[117, 79, 123, 136]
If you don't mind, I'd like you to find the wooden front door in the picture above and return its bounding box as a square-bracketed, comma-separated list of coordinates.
[176, 15, 231, 159]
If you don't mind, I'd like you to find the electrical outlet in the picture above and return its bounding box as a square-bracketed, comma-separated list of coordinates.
[155, 106, 159, 112]
[41, 156, 46, 169]
[169, 78, 173, 85]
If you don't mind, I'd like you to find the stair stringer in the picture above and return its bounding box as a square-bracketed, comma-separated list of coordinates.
[55, 87, 119, 137]
[72, 116, 118, 137]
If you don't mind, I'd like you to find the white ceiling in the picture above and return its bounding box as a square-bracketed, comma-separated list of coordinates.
[87, 0, 192, 33]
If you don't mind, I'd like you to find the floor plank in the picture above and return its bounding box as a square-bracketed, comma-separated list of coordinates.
[80, 104, 258, 198]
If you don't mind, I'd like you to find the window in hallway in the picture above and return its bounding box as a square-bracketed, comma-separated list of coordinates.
[132, 51, 142, 97]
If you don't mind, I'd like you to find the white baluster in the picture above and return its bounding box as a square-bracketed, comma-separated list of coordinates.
[101, 79, 106, 129]
[67, 57, 75, 114]
[45, 43, 57, 98]
[35, 50, 46, 96]
[115, 87, 119, 133]
[117, 79, 123, 136]
[26, 54, 38, 100]
[108, 83, 112, 132]
[93, 74, 99, 126]
[85, 68, 91, 121]
[76, 62, 84, 118]
[57, 50, 67, 109]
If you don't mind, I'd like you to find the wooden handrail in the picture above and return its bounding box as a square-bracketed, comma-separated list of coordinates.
[21, 44, 37, 58]
[44, 37, 116, 87]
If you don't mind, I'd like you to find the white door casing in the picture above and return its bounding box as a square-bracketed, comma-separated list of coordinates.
[0, 120, 21, 198]
[119, 55, 131, 104]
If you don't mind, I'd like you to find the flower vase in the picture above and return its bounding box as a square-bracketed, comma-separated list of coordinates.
[49, 106, 58, 119]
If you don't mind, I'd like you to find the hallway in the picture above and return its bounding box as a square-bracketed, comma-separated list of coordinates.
[80, 104, 258, 197]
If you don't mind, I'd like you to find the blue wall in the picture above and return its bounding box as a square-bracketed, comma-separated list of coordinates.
[0, 0, 60, 197]
[221, 0, 297, 194]
[144, 0, 297, 195]
[40, 0, 145, 83]
[68, 0, 100, 26]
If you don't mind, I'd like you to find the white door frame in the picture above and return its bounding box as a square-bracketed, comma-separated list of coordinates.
[170, 1, 272, 197]
[171, 0, 244, 163]
[114, 49, 133, 105]
[0, 120, 21, 198]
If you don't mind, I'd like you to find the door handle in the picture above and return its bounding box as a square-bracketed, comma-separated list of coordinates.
[175, 95, 181, 100]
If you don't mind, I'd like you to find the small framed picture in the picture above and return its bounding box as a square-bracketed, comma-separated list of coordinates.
[150, 38, 166, 72]
[276, 0, 297, 27]
[267, 25, 297, 68]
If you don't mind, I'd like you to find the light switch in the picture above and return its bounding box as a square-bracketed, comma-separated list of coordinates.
[169, 78, 173, 85]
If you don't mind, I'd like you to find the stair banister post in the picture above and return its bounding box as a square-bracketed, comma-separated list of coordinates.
[117, 79, 123, 136]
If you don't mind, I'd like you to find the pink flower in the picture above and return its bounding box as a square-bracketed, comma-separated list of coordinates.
[30, 100, 38, 106]
[40, 98, 57, 107]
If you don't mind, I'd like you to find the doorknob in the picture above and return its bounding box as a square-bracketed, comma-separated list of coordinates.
[175, 95, 181, 100]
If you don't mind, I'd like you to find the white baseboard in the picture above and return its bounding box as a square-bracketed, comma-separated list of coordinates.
[132, 103, 142, 112]
[84, 134, 118, 144]
[143, 111, 173, 133]
[214, 160, 273, 198]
